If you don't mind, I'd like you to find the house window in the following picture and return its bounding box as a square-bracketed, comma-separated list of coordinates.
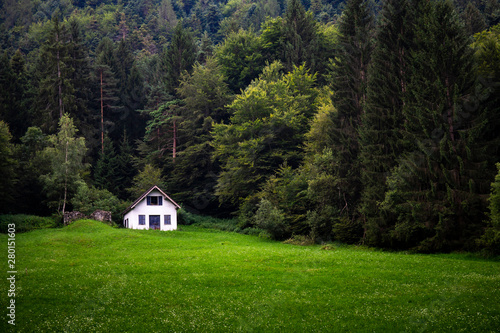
[164, 215, 171, 225]
[124, 218, 129, 228]
[139, 215, 145, 225]
[147, 196, 163, 206]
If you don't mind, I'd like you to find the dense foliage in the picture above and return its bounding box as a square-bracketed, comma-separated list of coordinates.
[1, 0, 499, 252]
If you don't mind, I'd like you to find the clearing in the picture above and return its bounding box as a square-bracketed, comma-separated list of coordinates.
[1, 220, 499, 332]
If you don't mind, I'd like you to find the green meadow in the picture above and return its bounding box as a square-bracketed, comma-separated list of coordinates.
[1, 220, 499, 332]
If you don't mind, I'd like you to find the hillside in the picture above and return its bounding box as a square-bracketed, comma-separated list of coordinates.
[1, 220, 499, 331]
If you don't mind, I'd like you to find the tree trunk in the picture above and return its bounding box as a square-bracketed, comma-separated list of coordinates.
[62, 141, 69, 216]
[173, 118, 176, 161]
[57, 31, 63, 118]
[100, 69, 104, 154]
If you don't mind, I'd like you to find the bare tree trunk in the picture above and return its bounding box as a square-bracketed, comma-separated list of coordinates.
[57, 31, 63, 118]
[173, 118, 177, 161]
[62, 141, 69, 216]
[101, 69, 104, 154]
[446, 76, 455, 142]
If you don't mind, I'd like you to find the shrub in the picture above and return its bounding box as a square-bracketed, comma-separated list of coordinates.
[0, 215, 57, 233]
[177, 209, 199, 225]
[254, 198, 289, 240]
[241, 227, 265, 236]
[71, 181, 123, 223]
[332, 216, 363, 244]
[478, 163, 500, 255]
[307, 206, 336, 242]
[283, 234, 315, 246]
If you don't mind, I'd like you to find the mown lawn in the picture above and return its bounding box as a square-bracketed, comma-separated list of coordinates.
[1, 220, 499, 332]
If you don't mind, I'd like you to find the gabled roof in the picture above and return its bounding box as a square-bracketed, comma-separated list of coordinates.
[123, 185, 181, 215]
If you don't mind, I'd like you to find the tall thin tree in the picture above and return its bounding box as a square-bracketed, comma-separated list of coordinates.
[329, 0, 373, 225]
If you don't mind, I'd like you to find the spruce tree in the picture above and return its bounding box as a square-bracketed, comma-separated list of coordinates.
[329, 0, 373, 232]
[114, 131, 136, 200]
[359, 0, 413, 247]
[0, 121, 16, 213]
[114, 39, 146, 144]
[162, 21, 197, 95]
[93, 135, 119, 194]
[171, 57, 231, 212]
[282, 0, 319, 72]
[461, 3, 487, 35]
[0, 50, 31, 139]
[67, 18, 94, 147]
[383, 0, 493, 251]
[34, 15, 75, 133]
[94, 37, 120, 154]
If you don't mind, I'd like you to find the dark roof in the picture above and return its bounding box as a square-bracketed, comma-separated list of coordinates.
[123, 185, 181, 215]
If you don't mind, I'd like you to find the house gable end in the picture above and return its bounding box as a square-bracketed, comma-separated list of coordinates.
[123, 185, 181, 215]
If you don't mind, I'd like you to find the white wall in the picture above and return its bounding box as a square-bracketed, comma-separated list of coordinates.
[123, 189, 178, 231]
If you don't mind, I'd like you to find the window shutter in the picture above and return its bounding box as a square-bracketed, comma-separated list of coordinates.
[147, 196, 151, 205]
[159, 196, 163, 206]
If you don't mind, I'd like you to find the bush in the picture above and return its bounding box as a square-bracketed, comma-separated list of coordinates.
[0, 215, 57, 233]
[307, 206, 336, 242]
[71, 181, 124, 223]
[177, 209, 199, 225]
[332, 216, 363, 244]
[283, 234, 315, 246]
[254, 198, 290, 240]
[241, 227, 265, 236]
[478, 163, 500, 255]
[179, 210, 266, 236]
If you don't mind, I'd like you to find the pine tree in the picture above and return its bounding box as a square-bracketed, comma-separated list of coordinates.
[329, 0, 373, 229]
[359, 0, 413, 247]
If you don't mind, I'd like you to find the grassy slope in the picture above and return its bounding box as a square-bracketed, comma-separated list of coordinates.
[1, 220, 499, 332]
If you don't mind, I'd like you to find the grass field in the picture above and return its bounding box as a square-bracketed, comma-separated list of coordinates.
[1, 220, 499, 332]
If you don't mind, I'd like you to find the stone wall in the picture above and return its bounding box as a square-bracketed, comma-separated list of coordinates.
[63, 211, 87, 225]
[90, 210, 112, 223]
[63, 210, 113, 225]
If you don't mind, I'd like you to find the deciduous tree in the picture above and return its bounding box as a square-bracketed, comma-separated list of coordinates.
[41, 114, 87, 215]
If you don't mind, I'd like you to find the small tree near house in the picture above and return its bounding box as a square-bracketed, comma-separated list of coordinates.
[41, 114, 87, 216]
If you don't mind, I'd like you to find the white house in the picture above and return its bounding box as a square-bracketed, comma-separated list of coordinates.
[123, 185, 181, 231]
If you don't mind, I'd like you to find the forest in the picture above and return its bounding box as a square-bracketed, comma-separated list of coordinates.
[1, 0, 499, 253]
